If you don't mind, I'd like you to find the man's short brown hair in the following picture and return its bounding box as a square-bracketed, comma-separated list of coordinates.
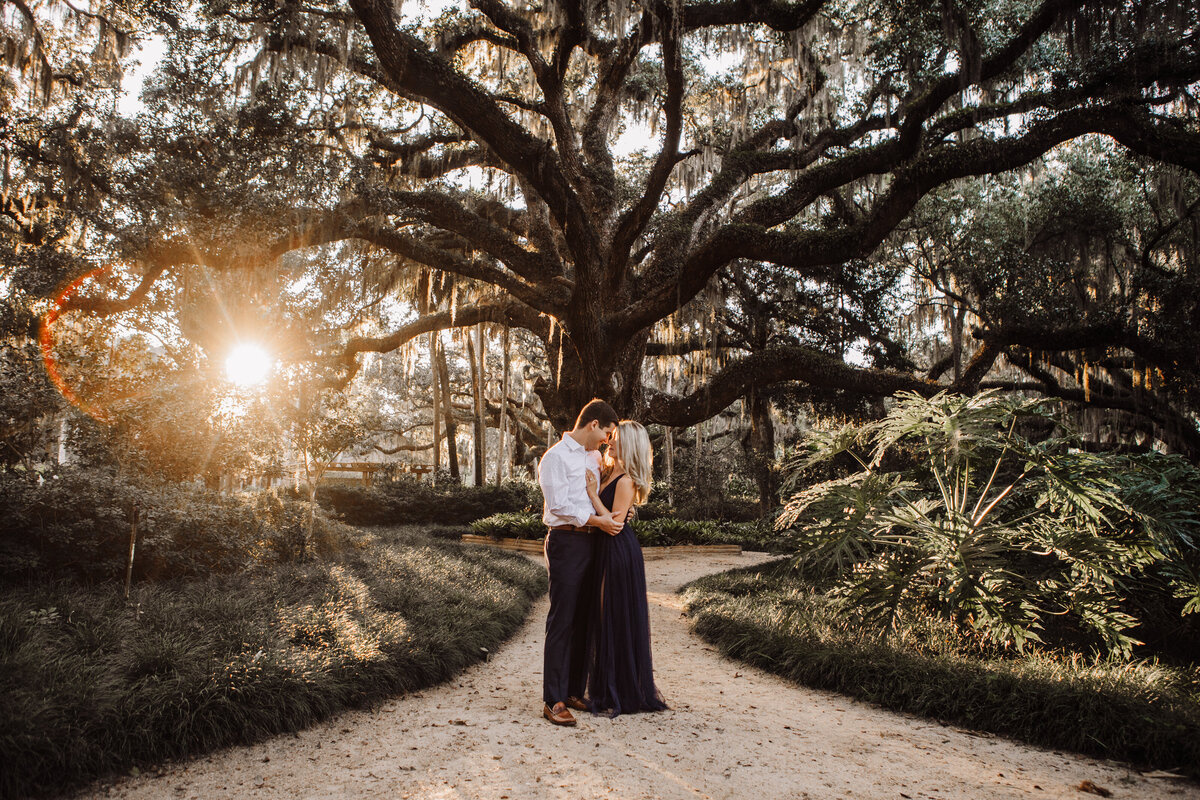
[574, 399, 619, 430]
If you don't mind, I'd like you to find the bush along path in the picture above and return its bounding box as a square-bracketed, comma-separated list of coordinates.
[0, 527, 546, 800]
[682, 561, 1200, 781]
[79, 552, 1196, 800]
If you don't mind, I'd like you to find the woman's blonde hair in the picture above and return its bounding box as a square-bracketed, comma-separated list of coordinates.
[613, 420, 653, 505]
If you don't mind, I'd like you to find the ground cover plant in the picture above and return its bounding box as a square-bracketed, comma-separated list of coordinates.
[681, 561, 1200, 776]
[0, 526, 546, 799]
[680, 391, 1200, 774]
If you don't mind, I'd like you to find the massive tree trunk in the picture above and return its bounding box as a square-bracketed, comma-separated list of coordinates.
[533, 325, 654, 430]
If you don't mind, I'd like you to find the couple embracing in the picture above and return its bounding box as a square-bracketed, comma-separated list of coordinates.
[538, 399, 669, 725]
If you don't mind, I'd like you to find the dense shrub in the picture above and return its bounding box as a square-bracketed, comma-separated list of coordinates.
[778, 391, 1200, 657]
[643, 518, 783, 550]
[0, 468, 353, 585]
[658, 477, 763, 522]
[634, 517, 718, 546]
[470, 511, 547, 539]
[682, 561, 1200, 776]
[0, 526, 546, 799]
[468, 511, 788, 552]
[303, 477, 541, 526]
[634, 497, 674, 521]
[313, 473, 765, 530]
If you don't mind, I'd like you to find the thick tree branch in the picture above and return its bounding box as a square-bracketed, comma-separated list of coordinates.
[894, 0, 1084, 153]
[1007, 350, 1200, 456]
[347, 0, 599, 260]
[610, 0, 686, 279]
[641, 344, 949, 426]
[681, 0, 826, 32]
[581, 11, 653, 190]
[468, 0, 589, 206]
[641, 337, 999, 427]
[385, 190, 551, 283]
[976, 319, 1184, 372]
[373, 441, 435, 454]
[339, 301, 550, 365]
[434, 23, 519, 58]
[351, 221, 560, 311]
[60, 264, 169, 314]
[621, 101, 1193, 339]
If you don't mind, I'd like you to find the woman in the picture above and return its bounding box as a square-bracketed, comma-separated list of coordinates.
[583, 420, 669, 717]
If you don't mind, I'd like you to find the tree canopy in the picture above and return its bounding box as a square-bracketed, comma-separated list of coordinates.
[3, 0, 1199, 454]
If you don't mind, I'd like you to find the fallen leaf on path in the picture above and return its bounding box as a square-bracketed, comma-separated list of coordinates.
[1076, 780, 1112, 797]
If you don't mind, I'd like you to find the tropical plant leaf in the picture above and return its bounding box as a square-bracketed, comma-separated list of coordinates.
[778, 391, 1200, 658]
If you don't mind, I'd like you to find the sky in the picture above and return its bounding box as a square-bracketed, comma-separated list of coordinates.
[117, 35, 166, 117]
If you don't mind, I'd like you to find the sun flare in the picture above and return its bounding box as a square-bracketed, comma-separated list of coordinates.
[225, 344, 271, 387]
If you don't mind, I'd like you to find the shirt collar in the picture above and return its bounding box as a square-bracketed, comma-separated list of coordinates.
[560, 432, 585, 453]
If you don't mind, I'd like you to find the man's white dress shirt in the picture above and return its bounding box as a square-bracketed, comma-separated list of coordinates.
[539, 433, 600, 528]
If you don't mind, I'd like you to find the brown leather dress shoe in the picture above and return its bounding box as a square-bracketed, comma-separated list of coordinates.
[565, 696, 589, 712]
[543, 702, 577, 726]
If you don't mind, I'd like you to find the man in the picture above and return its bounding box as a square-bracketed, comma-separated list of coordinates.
[538, 398, 623, 726]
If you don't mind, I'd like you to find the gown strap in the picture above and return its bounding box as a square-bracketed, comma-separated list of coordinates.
[599, 473, 630, 524]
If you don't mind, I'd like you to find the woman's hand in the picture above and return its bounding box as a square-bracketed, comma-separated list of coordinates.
[585, 470, 598, 494]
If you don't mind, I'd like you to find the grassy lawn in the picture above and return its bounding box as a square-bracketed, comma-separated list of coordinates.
[681, 559, 1200, 778]
[0, 526, 546, 799]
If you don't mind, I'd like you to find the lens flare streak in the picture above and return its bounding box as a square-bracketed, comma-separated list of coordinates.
[39, 267, 114, 423]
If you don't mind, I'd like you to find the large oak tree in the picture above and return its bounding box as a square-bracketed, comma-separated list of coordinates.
[13, 0, 1200, 439]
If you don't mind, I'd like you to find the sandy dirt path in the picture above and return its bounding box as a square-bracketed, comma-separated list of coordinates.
[85, 551, 1198, 800]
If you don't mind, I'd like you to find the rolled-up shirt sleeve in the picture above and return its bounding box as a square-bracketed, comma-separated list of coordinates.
[539, 449, 594, 528]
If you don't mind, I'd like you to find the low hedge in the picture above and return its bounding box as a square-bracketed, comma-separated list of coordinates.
[469, 511, 548, 539]
[680, 560, 1200, 777]
[0, 526, 546, 799]
[300, 478, 541, 526]
[469, 511, 789, 552]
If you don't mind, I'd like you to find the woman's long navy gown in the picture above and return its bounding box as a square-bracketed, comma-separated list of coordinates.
[587, 474, 668, 716]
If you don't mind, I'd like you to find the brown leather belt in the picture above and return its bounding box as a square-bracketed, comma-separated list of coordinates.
[549, 524, 596, 533]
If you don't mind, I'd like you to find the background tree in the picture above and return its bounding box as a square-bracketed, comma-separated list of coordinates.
[0, 0, 144, 468]
[889, 144, 1200, 456]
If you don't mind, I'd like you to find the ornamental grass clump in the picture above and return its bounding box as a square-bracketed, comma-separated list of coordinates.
[778, 391, 1200, 658]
